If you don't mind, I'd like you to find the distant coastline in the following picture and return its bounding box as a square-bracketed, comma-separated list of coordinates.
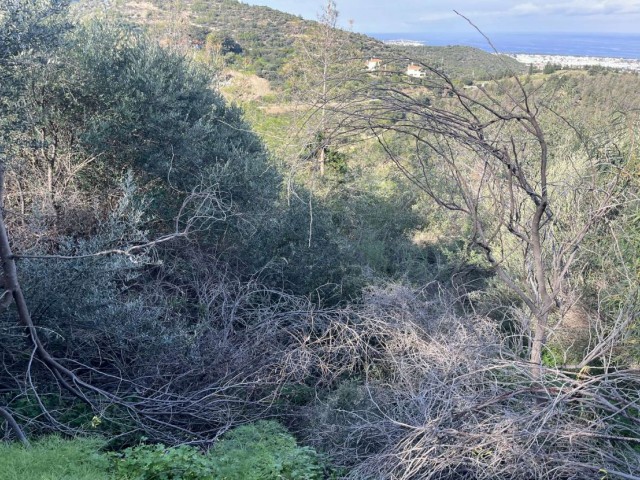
[373, 32, 640, 60]
[384, 39, 425, 47]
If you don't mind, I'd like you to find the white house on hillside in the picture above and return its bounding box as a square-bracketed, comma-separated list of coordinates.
[367, 58, 382, 71]
[407, 63, 426, 78]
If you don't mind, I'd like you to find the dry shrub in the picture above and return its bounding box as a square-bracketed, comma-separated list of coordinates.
[5, 258, 638, 479]
[285, 284, 640, 480]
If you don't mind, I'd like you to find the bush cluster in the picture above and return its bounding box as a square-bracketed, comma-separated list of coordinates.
[114, 421, 324, 480]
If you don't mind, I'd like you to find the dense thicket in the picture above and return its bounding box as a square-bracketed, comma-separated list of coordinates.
[0, 2, 420, 447]
[1, 1, 639, 479]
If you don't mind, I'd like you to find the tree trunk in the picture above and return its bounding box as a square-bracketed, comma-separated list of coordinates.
[319, 146, 325, 177]
[0, 166, 86, 400]
[0, 406, 30, 447]
[529, 310, 548, 378]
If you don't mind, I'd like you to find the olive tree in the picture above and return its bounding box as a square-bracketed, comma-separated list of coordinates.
[0, 6, 282, 444]
[0, 0, 70, 444]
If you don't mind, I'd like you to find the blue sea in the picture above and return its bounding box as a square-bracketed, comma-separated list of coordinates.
[369, 32, 640, 59]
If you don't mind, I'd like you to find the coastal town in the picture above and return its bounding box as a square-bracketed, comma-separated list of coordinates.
[511, 53, 640, 72]
[382, 40, 640, 73]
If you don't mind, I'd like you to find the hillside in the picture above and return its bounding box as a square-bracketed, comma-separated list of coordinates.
[397, 44, 527, 80]
[82, 0, 524, 84]
[87, 0, 383, 84]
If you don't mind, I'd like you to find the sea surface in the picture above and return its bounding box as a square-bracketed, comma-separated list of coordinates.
[369, 32, 640, 59]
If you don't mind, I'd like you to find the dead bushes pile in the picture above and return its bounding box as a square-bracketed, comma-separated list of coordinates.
[284, 284, 640, 480]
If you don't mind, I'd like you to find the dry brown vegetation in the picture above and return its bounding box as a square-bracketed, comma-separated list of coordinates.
[272, 284, 638, 479]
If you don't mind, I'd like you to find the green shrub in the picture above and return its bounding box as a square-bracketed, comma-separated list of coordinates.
[0, 436, 111, 480]
[210, 421, 323, 480]
[113, 444, 213, 480]
[114, 421, 324, 480]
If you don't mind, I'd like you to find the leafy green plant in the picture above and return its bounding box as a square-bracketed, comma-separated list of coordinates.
[279, 383, 315, 406]
[113, 421, 325, 480]
[8, 394, 94, 431]
[113, 444, 214, 480]
[209, 421, 324, 480]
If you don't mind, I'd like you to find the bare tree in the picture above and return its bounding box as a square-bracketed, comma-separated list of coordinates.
[287, 0, 360, 177]
[342, 57, 628, 373]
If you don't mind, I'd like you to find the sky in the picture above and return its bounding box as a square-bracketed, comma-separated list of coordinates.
[243, 0, 640, 34]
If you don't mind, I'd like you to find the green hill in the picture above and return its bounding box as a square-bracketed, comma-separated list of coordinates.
[80, 0, 524, 84]
[395, 44, 526, 81]
[85, 0, 382, 84]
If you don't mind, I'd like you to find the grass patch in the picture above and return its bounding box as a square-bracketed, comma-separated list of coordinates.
[0, 436, 111, 480]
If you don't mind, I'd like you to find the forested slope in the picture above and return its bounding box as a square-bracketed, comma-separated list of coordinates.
[399, 44, 526, 80]
[78, 0, 525, 85]
[77, 0, 383, 83]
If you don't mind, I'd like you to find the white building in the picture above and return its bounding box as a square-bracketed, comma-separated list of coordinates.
[367, 58, 382, 71]
[407, 63, 426, 78]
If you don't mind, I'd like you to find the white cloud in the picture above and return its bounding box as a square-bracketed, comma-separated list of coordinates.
[409, 0, 640, 30]
[245, 0, 640, 34]
[508, 0, 640, 16]
[415, 0, 640, 20]
[510, 3, 542, 15]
